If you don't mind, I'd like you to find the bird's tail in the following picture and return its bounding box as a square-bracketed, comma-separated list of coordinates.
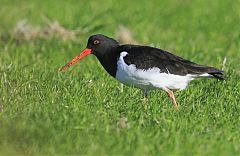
[208, 71, 224, 80]
[201, 67, 224, 80]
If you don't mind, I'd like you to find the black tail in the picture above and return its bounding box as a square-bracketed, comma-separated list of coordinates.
[209, 72, 224, 80]
[206, 68, 224, 80]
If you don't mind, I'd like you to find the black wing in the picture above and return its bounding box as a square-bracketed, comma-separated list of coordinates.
[118, 45, 224, 79]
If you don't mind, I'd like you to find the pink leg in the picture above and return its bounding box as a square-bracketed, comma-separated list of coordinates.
[163, 87, 178, 107]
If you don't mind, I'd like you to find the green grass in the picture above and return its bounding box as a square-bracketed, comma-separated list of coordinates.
[1, 0, 240, 155]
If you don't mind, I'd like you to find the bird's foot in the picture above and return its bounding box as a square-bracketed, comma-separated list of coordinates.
[141, 90, 148, 104]
[141, 97, 148, 102]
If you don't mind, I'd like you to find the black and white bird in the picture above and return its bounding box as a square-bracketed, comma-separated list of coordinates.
[60, 34, 224, 107]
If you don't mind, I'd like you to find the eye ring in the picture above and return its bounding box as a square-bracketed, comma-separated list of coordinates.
[93, 40, 100, 45]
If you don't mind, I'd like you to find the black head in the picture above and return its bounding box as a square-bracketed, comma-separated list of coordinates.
[87, 34, 119, 56]
[59, 34, 119, 71]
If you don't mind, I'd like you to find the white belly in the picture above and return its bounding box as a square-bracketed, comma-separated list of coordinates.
[115, 52, 195, 91]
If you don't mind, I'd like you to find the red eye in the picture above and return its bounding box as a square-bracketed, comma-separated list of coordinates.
[93, 40, 100, 45]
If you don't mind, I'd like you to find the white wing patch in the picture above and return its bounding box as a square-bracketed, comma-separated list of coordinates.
[116, 52, 196, 90]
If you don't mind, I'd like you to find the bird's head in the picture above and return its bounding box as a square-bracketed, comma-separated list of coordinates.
[60, 34, 119, 71]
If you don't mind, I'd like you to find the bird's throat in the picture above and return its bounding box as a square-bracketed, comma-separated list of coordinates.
[94, 48, 119, 78]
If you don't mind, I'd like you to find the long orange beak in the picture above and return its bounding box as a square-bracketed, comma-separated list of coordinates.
[59, 48, 92, 71]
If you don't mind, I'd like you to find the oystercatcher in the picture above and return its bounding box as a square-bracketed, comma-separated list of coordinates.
[60, 34, 224, 107]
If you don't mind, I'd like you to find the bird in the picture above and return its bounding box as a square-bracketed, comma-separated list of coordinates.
[60, 34, 224, 107]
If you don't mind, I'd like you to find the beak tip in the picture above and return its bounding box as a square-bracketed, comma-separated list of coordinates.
[59, 66, 66, 72]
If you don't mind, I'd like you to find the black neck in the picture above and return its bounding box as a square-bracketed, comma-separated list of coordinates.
[94, 47, 119, 77]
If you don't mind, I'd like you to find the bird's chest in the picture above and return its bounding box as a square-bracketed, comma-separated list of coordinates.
[115, 64, 153, 90]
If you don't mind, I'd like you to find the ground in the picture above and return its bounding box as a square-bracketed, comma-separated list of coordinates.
[0, 0, 240, 155]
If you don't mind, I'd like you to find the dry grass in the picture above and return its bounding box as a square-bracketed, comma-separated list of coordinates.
[221, 56, 227, 70]
[116, 25, 137, 44]
[12, 20, 78, 42]
[118, 117, 128, 129]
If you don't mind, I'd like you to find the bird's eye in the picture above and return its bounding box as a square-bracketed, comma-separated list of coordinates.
[93, 40, 100, 45]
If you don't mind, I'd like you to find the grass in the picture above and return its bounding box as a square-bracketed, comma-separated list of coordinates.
[0, 0, 240, 155]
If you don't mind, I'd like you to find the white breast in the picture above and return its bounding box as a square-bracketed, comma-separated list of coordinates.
[115, 52, 196, 91]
